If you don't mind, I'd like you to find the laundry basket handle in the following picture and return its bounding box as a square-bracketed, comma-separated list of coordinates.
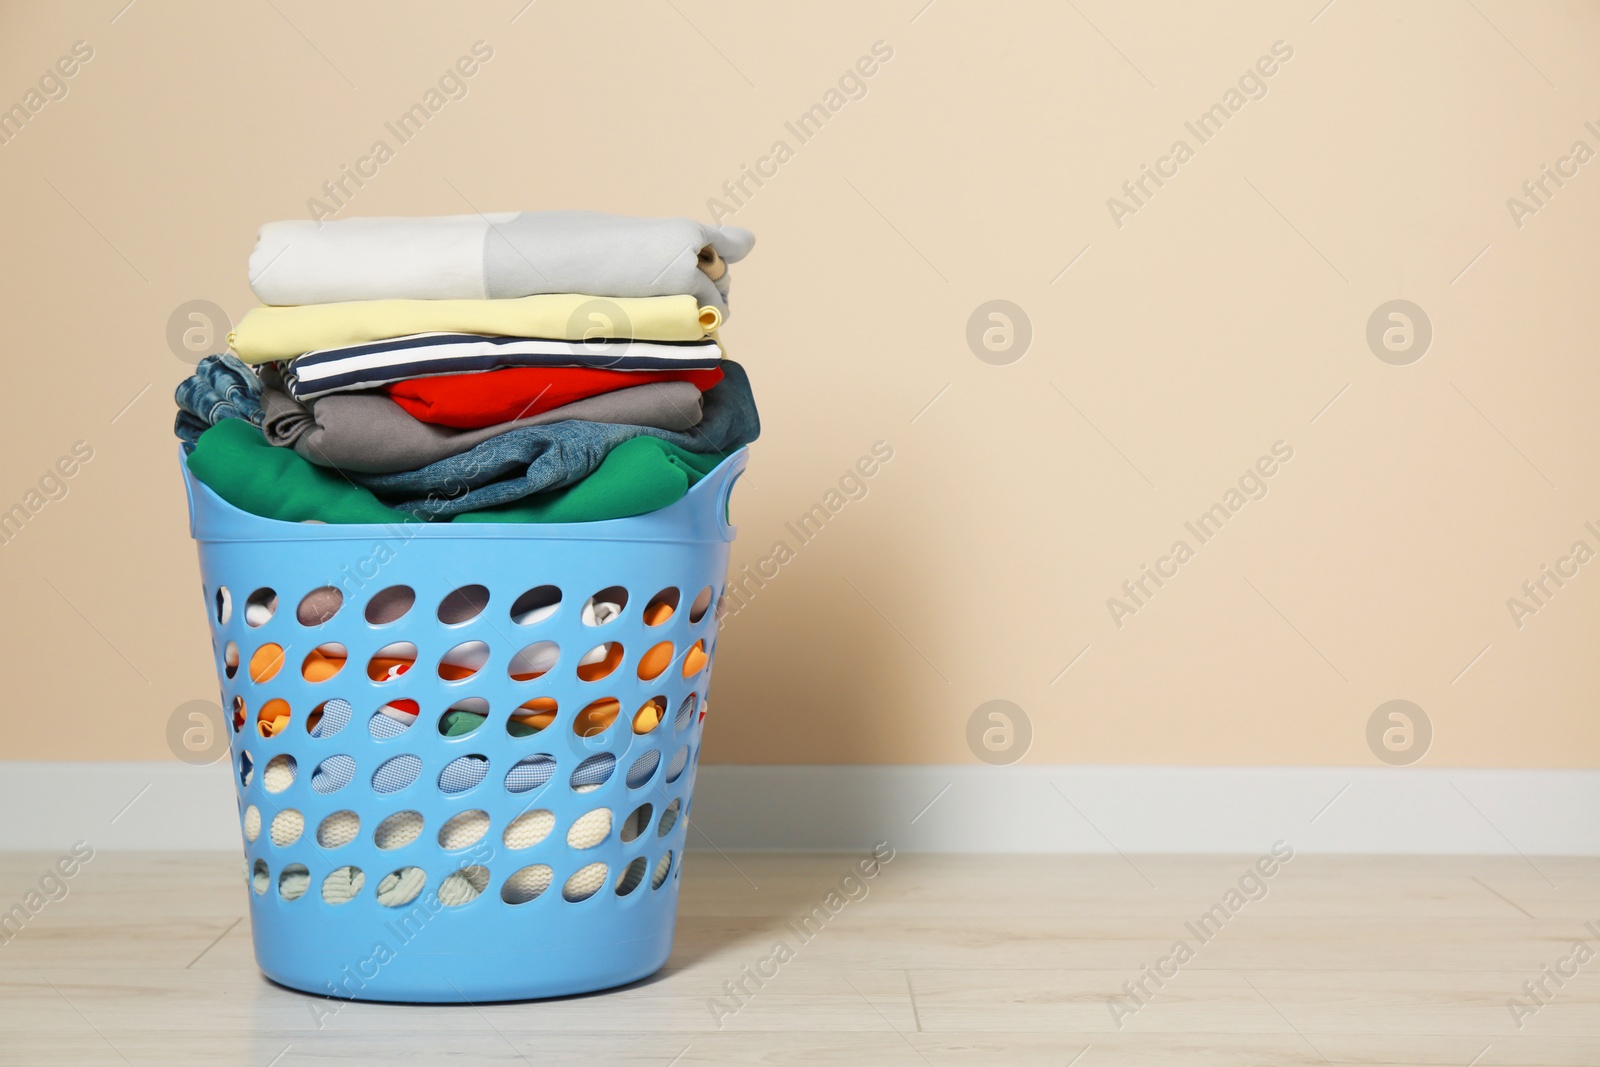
[700, 449, 748, 542]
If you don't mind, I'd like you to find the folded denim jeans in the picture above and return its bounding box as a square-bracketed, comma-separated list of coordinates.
[173, 354, 264, 449]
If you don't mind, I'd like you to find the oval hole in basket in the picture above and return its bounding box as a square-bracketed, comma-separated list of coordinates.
[573, 697, 620, 738]
[621, 802, 653, 843]
[563, 863, 608, 902]
[507, 641, 558, 681]
[626, 749, 660, 789]
[368, 699, 420, 740]
[249, 643, 285, 683]
[508, 697, 556, 738]
[439, 696, 489, 738]
[302, 642, 346, 682]
[657, 797, 682, 837]
[371, 754, 421, 794]
[296, 586, 342, 626]
[306, 698, 352, 738]
[571, 753, 615, 792]
[652, 851, 674, 889]
[665, 746, 689, 785]
[437, 584, 490, 625]
[636, 642, 673, 682]
[438, 865, 489, 907]
[576, 642, 623, 682]
[567, 808, 613, 850]
[255, 699, 291, 738]
[505, 755, 556, 795]
[632, 696, 666, 735]
[616, 857, 648, 897]
[322, 866, 365, 904]
[269, 809, 304, 847]
[500, 865, 552, 905]
[688, 585, 714, 624]
[438, 754, 489, 795]
[311, 754, 356, 794]
[262, 754, 297, 794]
[502, 809, 554, 850]
[509, 585, 561, 626]
[364, 585, 415, 625]
[376, 867, 426, 908]
[316, 810, 360, 848]
[368, 642, 417, 682]
[582, 586, 628, 626]
[674, 693, 698, 732]
[278, 864, 310, 901]
[643, 587, 679, 626]
[373, 810, 424, 850]
[438, 810, 490, 850]
[244, 588, 277, 628]
[439, 640, 490, 681]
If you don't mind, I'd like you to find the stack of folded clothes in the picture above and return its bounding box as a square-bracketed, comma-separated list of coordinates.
[175, 211, 760, 524]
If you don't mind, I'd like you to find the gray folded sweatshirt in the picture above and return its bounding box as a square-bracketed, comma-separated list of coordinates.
[258, 366, 705, 474]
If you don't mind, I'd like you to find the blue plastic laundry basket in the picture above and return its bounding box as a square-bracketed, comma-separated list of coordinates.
[181, 447, 746, 1003]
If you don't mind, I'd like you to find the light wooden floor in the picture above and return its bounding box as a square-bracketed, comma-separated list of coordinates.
[1, 851, 1597, 1065]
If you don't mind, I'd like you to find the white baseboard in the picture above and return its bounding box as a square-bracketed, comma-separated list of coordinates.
[2, 762, 1596, 854]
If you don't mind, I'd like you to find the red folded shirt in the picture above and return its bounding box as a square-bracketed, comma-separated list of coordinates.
[386, 366, 725, 429]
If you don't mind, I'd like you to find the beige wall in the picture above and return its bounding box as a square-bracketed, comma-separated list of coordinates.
[2, 0, 1597, 766]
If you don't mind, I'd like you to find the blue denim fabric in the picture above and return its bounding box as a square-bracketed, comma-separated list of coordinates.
[353, 360, 759, 519]
[173, 354, 264, 449]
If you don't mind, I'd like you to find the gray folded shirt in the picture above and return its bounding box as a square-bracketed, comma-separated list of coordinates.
[258, 367, 705, 474]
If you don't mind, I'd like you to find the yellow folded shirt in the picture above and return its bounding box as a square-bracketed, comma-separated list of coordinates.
[228, 293, 722, 363]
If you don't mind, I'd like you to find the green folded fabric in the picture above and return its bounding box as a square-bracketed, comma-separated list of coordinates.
[451, 436, 726, 524]
[439, 710, 488, 737]
[187, 418, 726, 526]
[187, 419, 412, 525]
